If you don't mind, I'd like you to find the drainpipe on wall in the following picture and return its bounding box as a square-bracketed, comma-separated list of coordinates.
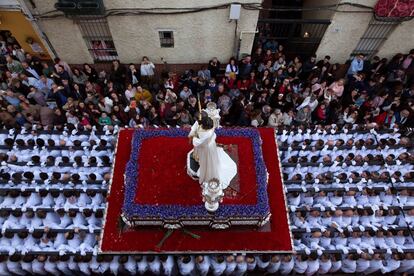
[238, 29, 259, 59]
[17, 0, 58, 58]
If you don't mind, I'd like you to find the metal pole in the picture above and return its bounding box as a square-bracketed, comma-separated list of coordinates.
[234, 19, 239, 59]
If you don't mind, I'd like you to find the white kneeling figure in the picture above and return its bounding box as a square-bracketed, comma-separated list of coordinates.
[187, 112, 237, 212]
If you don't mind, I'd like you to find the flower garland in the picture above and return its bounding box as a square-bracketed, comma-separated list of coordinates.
[122, 128, 270, 221]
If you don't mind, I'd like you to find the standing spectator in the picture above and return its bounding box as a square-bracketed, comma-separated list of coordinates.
[239, 55, 253, 79]
[252, 47, 263, 67]
[83, 63, 98, 83]
[273, 56, 286, 72]
[127, 63, 140, 86]
[21, 61, 40, 80]
[295, 106, 312, 125]
[282, 109, 294, 126]
[25, 53, 43, 75]
[36, 75, 54, 94]
[347, 53, 365, 78]
[317, 55, 331, 70]
[395, 109, 412, 126]
[402, 49, 414, 70]
[179, 85, 193, 101]
[258, 60, 274, 73]
[124, 83, 136, 102]
[262, 49, 274, 64]
[50, 83, 67, 108]
[98, 112, 112, 126]
[297, 93, 319, 112]
[314, 102, 327, 123]
[19, 73, 37, 87]
[197, 65, 211, 81]
[301, 55, 317, 79]
[6, 55, 23, 74]
[387, 53, 404, 72]
[264, 39, 278, 53]
[275, 78, 292, 95]
[41, 61, 54, 78]
[267, 108, 283, 127]
[329, 78, 345, 99]
[134, 86, 152, 103]
[72, 68, 88, 86]
[51, 65, 70, 85]
[109, 60, 126, 87]
[54, 57, 73, 78]
[164, 75, 175, 91]
[27, 86, 47, 106]
[208, 57, 221, 80]
[343, 107, 358, 124]
[250, 109, 264, 127]
[140, 56, 155, 86]
[225, 57, 239, 81]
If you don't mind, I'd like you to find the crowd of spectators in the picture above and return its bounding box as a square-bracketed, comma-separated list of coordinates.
[1, 31, 414, 131]
[0, 31, 414, 275]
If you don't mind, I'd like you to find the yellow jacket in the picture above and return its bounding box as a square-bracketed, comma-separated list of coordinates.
[134, 89, 152, 103]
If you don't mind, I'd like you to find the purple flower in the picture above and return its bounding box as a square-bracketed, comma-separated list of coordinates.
[122, 128, 270, 220]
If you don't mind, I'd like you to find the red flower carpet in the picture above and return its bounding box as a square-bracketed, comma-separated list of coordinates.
[100, 128, 293, 253]
[134, 136, 256, 205]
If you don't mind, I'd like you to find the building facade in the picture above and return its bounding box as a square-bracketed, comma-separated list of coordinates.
[15, 0, 261, 65]
[314, 0, 414, 62]
[257, 0, 414, 63]
[4, 0, 414, 66]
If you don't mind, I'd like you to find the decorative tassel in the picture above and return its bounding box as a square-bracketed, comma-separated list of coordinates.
[155, 229, 174, 249]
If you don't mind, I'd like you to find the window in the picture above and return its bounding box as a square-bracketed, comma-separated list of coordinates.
[351, 17, 398, 59]
[77, 16, 119, 61]
[159, 31, 174, 48]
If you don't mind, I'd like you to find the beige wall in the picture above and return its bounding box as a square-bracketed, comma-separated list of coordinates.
[103, 0, 261, 9]
[105, 0, 261, 63]
[315, 0, 377, 63]
[23, 0, 260, 64]
[302, 0, 338, 20]
[23, 0, 262, 12]
[21, 0, 54, 13]
[107, 8, 259, 64]
[37, 19, 93, 64]
[23, 0, 414, 64]
[376, 20, 414, 58]
[20, 0, 93, 63]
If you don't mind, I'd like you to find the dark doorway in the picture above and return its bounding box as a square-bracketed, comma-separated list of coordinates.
[254, 0, 331, 59]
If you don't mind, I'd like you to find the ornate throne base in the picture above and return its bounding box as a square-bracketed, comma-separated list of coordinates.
[120, 128, 271, 229]
[100, 128, 292, 253]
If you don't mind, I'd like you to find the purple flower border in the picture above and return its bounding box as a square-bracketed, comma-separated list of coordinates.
[122, 128, 270, 219]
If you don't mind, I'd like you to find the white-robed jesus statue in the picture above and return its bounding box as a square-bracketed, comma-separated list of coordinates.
[188, 112, 237, 191]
